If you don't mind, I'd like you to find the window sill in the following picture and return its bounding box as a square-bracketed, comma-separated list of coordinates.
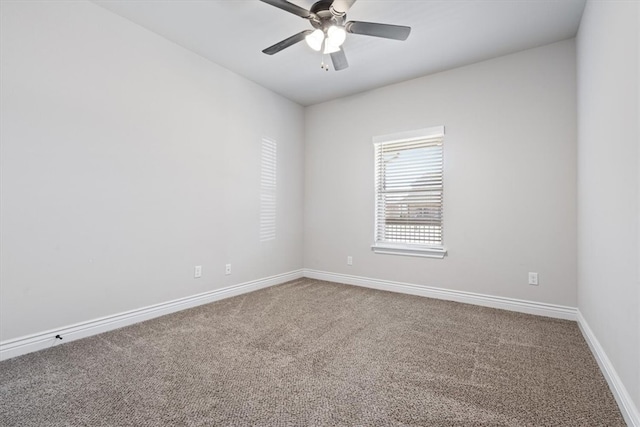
[371, 243, 447, 259]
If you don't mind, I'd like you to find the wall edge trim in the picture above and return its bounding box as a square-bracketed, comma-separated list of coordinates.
[0, 269, 304, 361]
[302, 270, 640, 422]
[303, 269, 577, 320]
[577, 310, 640, 427]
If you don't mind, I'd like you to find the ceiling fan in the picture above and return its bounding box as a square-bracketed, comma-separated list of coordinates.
[259, 0, 411, 71]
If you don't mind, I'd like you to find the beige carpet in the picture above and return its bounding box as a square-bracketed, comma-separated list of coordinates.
[0, 278, 625, 426]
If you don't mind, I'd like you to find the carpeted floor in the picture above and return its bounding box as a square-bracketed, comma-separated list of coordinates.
[0, 278, 625, 426]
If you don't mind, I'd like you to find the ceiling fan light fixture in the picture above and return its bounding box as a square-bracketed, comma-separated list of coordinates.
[323, 40, 340, 54]
[259, 0, 412, 71]
[305, 29, 324, 51]
[327, 25, 347, 47]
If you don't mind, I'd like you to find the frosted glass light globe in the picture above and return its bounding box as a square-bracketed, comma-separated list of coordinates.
[327, 26, 346, 46]
[323, 40, 340, 54]
[305, 29, 324, 51]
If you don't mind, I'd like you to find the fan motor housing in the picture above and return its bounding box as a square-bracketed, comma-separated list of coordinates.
[310, 0, 346, 29]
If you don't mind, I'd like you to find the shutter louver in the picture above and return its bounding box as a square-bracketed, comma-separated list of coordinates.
[375, 137, 444, 246]
[260, 138, 276, 242]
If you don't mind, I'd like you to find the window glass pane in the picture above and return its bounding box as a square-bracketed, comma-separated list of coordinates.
[375, 136, 443, 247]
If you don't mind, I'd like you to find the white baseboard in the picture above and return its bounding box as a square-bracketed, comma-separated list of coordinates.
[577, 310, 640, 427]
[3, 269, 636, 424]
[0, 269, 303, 361]
[303, 270, 638, 424]
[303, 269, 577, 320]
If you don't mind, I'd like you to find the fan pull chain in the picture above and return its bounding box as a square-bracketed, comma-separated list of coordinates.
[320, 52, 329, 71]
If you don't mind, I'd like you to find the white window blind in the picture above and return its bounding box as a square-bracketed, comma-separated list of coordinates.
[260, 138, 276, 242]
[373, 127, 446, 258]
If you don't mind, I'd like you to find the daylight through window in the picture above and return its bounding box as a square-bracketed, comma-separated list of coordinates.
[373, 126, 446, 258]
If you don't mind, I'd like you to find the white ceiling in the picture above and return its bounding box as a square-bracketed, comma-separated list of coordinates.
[93, 0, 586, 106]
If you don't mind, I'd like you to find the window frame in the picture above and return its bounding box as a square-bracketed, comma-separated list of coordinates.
[371, 126, 447, 259]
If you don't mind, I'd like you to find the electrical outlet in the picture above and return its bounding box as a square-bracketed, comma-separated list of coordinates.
[225, 264, 231, 275]
[347, 256, 353, 266]
[194, 265, 202, 278]
[528, 272, 539, 286]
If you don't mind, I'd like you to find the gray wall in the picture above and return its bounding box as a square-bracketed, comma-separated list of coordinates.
[0, 1, 304, 341]
[2, 3, 637, 413]
[304, 40, 578, 307]
[576, 0, 640, 408]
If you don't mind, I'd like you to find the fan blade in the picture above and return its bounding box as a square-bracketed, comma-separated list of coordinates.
[331, 0, 357, 15]
[262, 30, 313, 55]
[330, 48, 349, 71]
[346, 21, 411, 41]
[259, 0, 312, 19]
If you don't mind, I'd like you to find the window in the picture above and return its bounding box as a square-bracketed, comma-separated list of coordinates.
[372, 126, 446, 258]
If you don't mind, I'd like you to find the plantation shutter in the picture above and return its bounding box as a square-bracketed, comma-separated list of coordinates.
[260, 138, 276, 242]
[374, 135, 444, 247]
